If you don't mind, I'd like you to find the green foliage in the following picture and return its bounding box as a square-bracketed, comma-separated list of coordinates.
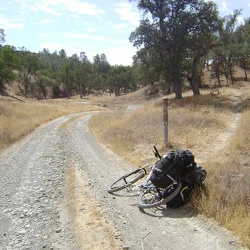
[107, 65, 135, 96]
[132, 47, 162, 86]
[234, 18, 250, 81]
[60, 61, 78, 98]
[0, 29, 5, 44]
[210, 10, 243, 85]
[0, 45, 19, 93]
[74, 52, 91, 97]
[17, 49, 40, 97]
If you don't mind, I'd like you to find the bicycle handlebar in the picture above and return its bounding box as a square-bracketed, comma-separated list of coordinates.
[153, 144, 162, 159]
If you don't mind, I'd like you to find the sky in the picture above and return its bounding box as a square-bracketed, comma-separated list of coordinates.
[1, 0, 250, 66]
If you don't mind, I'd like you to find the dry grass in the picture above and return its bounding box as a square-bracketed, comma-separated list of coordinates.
[89, 89, 232, 164]
[0, 96, 103, 150]
[193, 136, 249, 245]
[89, 83, 250, 248]
[65, 161, 122, 250]
[193, 102, 250, 247]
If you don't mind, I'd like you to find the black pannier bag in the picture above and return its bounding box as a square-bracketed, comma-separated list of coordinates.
[150, 150, 195, 188]
[166, 164, 207, 208]
[165, 181, 192, 208]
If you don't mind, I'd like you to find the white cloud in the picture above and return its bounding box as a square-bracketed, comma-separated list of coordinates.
[38, 0, 105, 16]
[86, 27, 97, 33]
[69, 14, 80, 19]
[213, 0, 245, 24]
[15, 0, 105, 17]
[219, 0, 232, 13]
[29, 5, 38, 12]
[38, 33, 49, 37]
[112, 23, 129, 30]
[63, 31, 128, 45]
[102, 45, 137, 65]
[41, 19, 54, 24]
[64, 32, 111, 42]
[0, 17, 23, 31]
[62, 0, 105, 16]
[114, 3, 140, 27]
[36, 4, 62, 16]
[246, 0, 250, 8]
[238, 16, 245, 24]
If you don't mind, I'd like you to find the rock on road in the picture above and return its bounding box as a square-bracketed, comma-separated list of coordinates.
[0, 112, 246, 250]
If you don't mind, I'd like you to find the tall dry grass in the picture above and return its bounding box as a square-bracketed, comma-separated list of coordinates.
[192, 85, 250, 247]
[0, 97, 103, 150]
[89, 90, 232, 164]
[89, 85, 250, 248]
[193, 107, 250, 247]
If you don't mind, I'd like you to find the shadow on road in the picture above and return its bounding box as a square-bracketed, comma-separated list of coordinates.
[137, 203, 196, 219]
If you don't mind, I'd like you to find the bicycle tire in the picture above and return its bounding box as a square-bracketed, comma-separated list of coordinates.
[137, 181, 182, 209]
[108, 168, 146, 194]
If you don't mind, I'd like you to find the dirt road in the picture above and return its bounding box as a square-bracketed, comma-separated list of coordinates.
[0, 111, 246, 249]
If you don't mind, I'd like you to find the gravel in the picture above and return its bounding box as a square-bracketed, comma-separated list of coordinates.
[0, 112, 247, 250]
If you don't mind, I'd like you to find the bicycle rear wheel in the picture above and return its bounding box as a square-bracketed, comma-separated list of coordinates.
[137, 181, 182, 209]
[108, 168, 146, 194]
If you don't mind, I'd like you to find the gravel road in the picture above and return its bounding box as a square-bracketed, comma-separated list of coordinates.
[0, 112, 247, 250]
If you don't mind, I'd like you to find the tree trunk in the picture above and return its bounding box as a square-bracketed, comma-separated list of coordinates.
[229, 68, 234, 85]
[173, 79, 182, 99]
[190, 56, 200, 96]
[216, 75, 221, 87]
[41, 86, 47, 100]
[164, 73, 171, 94]
[79, 83, 83, 99]
[244, 68, 248, 81]
[115, 86, 120, 96]
[0, 79, 5, 94]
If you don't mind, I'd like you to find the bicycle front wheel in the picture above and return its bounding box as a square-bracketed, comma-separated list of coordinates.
[108, 168, 146, 194]
[137, 181, 182, 209]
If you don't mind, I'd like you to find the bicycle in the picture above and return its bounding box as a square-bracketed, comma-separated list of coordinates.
[108, 144, 183, 209]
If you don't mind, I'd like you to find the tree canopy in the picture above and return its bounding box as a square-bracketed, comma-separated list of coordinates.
[0, 29, 5, 44]
[130, 0, 221, 98]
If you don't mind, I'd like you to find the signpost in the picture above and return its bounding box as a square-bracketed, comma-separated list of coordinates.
[163, 97, 168, 145]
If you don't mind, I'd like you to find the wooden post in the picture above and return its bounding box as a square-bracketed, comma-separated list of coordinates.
[163, 97, 168, 145]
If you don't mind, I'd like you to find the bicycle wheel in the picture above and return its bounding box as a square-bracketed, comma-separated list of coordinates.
[137, 181, 182, 209]
[108, 168, 146, 194]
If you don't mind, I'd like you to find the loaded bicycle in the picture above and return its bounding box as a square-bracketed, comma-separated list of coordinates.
[108, 144, 206, 209]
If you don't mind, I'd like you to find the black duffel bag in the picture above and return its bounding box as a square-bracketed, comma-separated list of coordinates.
[150, 150, 195, 188]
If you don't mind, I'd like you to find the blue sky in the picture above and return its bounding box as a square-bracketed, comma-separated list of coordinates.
[1, 0, 250, 65]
